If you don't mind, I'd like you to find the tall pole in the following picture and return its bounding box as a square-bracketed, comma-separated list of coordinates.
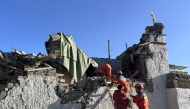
[108, 39, 110, 59]
[125, 43, 127, 50]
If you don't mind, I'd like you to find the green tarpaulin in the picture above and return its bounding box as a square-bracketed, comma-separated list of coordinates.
[58, 33, 91, 82]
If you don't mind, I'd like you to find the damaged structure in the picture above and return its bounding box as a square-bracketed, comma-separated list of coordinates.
[0, 19, 189, 109]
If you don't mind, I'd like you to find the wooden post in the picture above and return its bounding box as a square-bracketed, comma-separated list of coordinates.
[126, 43, 127, 50]
[108, 40, 110, 59]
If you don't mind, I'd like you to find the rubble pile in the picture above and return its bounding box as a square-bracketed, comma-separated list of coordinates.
[120, 44, 141, 78]
[57, 76, 108, 106]
[0, 48, 52, 89]
[167, 72, 190, 88]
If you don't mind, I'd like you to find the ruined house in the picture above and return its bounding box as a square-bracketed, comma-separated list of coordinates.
[0, 20, 189, 109]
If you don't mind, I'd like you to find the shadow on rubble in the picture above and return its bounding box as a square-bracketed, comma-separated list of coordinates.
[48, 76, 112, 109]
[85, 87, 110, 109]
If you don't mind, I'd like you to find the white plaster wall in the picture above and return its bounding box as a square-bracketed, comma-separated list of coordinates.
[0, 75, 116, 109]
[0, 75, 81, 109]
[145, 44, 169, 109]
[176, 88, 190, 109]
[167, 88, 190, 109]
[167, 88, 179, 109]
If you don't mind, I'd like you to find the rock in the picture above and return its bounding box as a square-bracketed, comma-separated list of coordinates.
[7, 83, 14, 89]
[0, 91, 7, 100]
[60, 79, 65, 83]
[46, 70, 56, 76]
[17, 76, 24, 81]
[4, 88, 8, 91]
[14, 83, 19, 87]
[56, 73, 64, 77]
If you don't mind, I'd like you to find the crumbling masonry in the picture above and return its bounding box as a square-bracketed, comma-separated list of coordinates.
[0, 21, 189, 109]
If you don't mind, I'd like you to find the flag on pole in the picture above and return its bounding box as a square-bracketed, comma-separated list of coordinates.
[150, 11, 156, 23]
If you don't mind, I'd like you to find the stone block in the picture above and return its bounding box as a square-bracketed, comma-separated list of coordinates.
[4, 88, 8, 92]
[27, 71, 34, 76]
[56, 73, 64, 77]
[56, 78, 60, 82]
[14, 83, 19, 87]
[17, 76, 24, 81]
[33, 71, 44, 76]
[46, 70, 56, 76]
[84, 93, 88, 97]
[0, 91, 7, 100]
[7, 83, 14, 89]
[60, 79, 65, 83]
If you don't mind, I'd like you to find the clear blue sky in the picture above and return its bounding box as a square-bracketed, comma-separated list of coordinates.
[1, 1, 189, 71]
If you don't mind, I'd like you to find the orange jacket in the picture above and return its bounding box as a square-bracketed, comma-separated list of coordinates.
[113, 90, 129, 109]
[98, 64, 112, 77]
[111, 75, 130, 93]
[98, 64, 112, 71]
[131, 92, 149, 109]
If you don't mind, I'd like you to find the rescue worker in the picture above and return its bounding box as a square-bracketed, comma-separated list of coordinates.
[111, 70, 130, 93]
[96, 64, 112, 81]
[130, 83, 149, 109]
[113, 85, 129, 109]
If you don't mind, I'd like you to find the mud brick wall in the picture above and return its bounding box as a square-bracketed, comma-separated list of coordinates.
[167, 72, 190, 88]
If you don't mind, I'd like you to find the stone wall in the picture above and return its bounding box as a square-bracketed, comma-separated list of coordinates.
[167, 72, 190, 88]
[145, 44, 169, 109]
[167, 88, 190, 109]
[0, 68, 64, 109]
[0, 68, 118, 109]
[0, 61, 173, 109]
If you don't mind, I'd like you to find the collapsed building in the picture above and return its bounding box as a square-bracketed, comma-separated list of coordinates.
[0, 20, 189, 109]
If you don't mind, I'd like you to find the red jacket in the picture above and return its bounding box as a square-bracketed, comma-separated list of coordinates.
[132, 92, 149, 109]
[111, 75, 130, 93]
[113, 90, 129, 109]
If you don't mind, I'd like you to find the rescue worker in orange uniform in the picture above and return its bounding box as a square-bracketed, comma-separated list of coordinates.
[113, 85, 130, 109]
[130, 83, 149, 109]
[96, 64, 112, 81]
[111, 71, 130, 93]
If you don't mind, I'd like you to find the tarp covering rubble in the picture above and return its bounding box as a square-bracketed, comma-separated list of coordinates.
[58, 33, 91, 82]
[0, 48, 51, 82]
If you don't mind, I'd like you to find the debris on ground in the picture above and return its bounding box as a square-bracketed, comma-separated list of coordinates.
[0, 48, 53, 83]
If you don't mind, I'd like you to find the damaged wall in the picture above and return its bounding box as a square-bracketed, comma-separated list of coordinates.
[1, 21, 189, 109]
[0, 68, 116, 109]
[166, 69, 190, 109]
[116, 22, 170, 109]
[0, 68, 66, 109]
[144, 44, 169, 109]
